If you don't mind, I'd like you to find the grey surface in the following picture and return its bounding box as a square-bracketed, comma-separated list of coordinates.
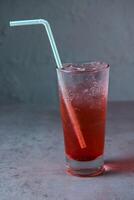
[0, 102, 134, 200]
[0, 0, 134, 106]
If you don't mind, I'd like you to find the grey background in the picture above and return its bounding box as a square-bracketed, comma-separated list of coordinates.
[0, 0, 134, 108]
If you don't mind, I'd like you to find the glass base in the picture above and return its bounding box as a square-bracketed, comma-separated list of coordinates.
[66, 155, 104, 177]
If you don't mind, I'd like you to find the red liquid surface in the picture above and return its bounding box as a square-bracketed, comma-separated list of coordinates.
[59, 64, 108, 162]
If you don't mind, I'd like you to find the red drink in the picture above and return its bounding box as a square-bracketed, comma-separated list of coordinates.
[57, 62, 109, 176]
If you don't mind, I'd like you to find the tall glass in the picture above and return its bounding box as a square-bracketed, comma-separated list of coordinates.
[57, 62, 110, 177]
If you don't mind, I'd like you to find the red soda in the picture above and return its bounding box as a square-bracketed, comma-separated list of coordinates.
[58, 62, 109, 162]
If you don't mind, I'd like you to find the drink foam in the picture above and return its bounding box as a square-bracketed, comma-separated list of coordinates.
[61, 62, 109, 73]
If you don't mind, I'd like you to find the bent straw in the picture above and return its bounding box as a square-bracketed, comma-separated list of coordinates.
[10, 19, 62, 68]
[10, 19, 86, 149]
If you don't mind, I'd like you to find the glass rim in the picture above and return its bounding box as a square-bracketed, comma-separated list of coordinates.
[56, 61, 109, 74]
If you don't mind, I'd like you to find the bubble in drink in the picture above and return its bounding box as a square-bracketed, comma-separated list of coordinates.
[57, 62, 109, 161]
